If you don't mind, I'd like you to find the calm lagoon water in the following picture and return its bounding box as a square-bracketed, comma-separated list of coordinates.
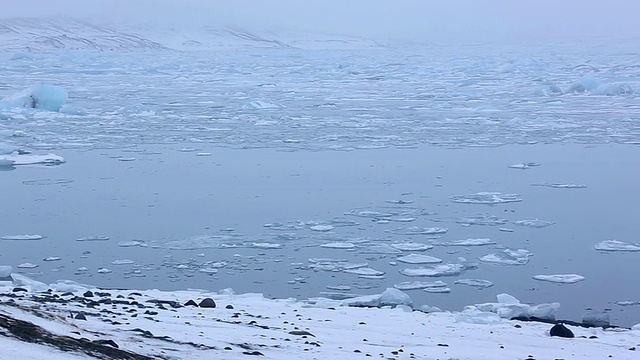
[1, 143, 639, 326]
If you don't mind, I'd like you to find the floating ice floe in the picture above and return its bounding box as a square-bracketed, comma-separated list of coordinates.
[508, 162, 541, 170]
[390, 242, 433, 251]
[310, 224, 335, 232]
[479, 248, 533, 265]
[531, 183, 587, 189]
[43, 257, 61, 262]
[454, 279, 494, 289]
[396, 254, 443, 264]
[0, 234, 45, 241]
[320, 242, 356, 249]
[513, 219, 555, 228]
[97, 268, 112, 274]
[456, 215, 508, 226]
[17, 263, 39, 269]
[394, 280, 447, 291]
[424, 286, 451, 293]
[111, 259, 134, 265]
[0, 84, 68, 112]
[22, 179, 73, 186]
[76, 236, 110, 242]
[118, 240, 146, 247]
[199, 268, 219, 274]
[343, 267, 385, 277]
[326, 285, 352, 291]
[615, 300, 640, 306]
[450, 192, 522, 204]
[499, 228, 515, 232]
[0, 154, 65, 166]
[595, 240, 640, 252]
[251, 242, 282, 249]
[399, 262, 475, 277]
[386, 227, 448, 235]
[532, 274, 585, 284]
[344, 206, 429, 221]
[435, 238, 496, 246]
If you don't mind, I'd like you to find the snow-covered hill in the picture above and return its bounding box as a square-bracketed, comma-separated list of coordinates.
[0, 17, 167, 52]
[0, 17, 384, 52]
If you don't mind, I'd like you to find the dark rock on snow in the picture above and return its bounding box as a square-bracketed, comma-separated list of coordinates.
[550, 323, 574, 338]
[198, 298, 216, 308]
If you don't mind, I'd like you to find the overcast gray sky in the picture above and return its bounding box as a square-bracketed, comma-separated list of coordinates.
[3, 0, 640, 43]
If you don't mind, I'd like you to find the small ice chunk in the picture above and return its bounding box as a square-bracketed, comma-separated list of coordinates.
[118, 240, 145, 247]
[0, 265, 12, 277]
[326, 285, 352, 291]
[97, 268, 112, 274]
[11, 273, 48, 292]
[385, 199, 413, 204]
[310, 225, 335, 232]
[456, 307, 503, 324]
[532, 274, 585, 284]
[111, 259, 134, 265]
[513, 219, 555, 228]
[424, 287, 451, 293]
[118, 157, 136, 162]
[455, 279, 494, 289]
[396, 254, 443, 264]
[499, 228, 515, 232]
[1, 84, 68, 112]
[341, 288, 412, 308]
[399, 263, 470, 277]
[1, 234, 45, 241]
[343, 267, 385, 276]
[595, 240, 640, 252]
[436, 238, 495, 246]
[456, 215, 508, 226]
[509, 162, 540, 170]
[5, 154, 65, 166]
[43, 257, 61, 262]
[321, 242, 356, 249]
[450, 192, 522, 204]
[497, 293, 520, 304]
[419, 305, 442, 313]
[199, 268, 219, 274]
[76, 236, 109, 242]
[196, 152, 212, 156]
[387, 227, 448, 235]
[531, 183, 587, 189]
[394, 280, 447, 290]
[390, 242, 433, 251]
[251, 242, 282, 249]
[479, 248, 533, 265]
[17, 263, 39, 269]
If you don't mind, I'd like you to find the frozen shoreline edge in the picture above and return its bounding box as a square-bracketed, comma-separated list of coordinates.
[1, 275, 639, 360]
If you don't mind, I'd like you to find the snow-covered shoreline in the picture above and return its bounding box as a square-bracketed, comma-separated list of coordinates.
[1, 276, 638, 360]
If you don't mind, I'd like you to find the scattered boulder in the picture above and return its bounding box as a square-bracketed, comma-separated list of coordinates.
[83, 291, 94, 298]
[198, 298, 216, 308]
[74, 312, 87, 321]
[184, 300, 198, 307]
[550, 323, 574, 338]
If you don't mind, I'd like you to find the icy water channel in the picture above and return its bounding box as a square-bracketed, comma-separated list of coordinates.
[1, 144, 639, 326]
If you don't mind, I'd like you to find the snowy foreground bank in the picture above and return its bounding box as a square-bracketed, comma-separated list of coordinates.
[1, 276, 638, 360]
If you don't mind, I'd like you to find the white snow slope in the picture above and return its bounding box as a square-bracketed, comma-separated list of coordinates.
[1, 282, 638, 360]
